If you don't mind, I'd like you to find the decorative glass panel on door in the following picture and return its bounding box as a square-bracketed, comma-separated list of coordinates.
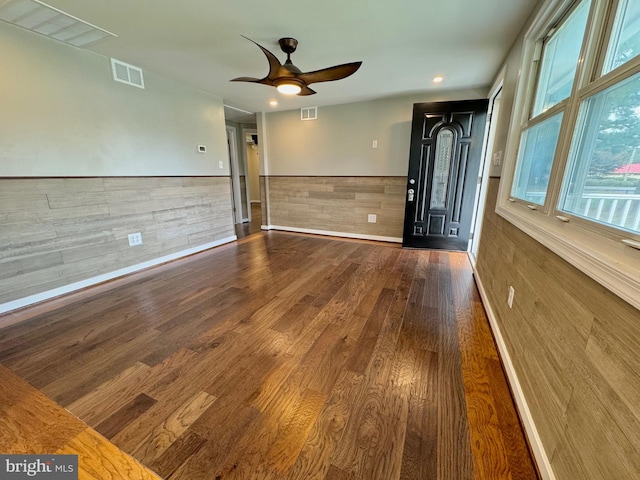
[430, 129, 455, 209]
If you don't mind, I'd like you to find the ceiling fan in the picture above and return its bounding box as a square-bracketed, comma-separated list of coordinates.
[231, 36, 362, 96]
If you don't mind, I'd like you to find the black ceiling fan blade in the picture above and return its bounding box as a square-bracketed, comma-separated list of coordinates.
[299, 61, 362, 86]
[298, 85, 317, 96]
[239, 36, 291, 81]
[230, 76, 274, 86]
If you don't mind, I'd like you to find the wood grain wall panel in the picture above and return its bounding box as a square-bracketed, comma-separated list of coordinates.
[266, 176, 406, 238]
[47, 192, 110, 208]
[475, 178, 640, 480]
[0, 193, 51, 212]
[0, 252, 64, 281]
[0, 222, 59, 245]
[0, 177, 234, 305]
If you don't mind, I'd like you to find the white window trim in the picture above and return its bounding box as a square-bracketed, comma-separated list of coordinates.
[497, 0, 640, 311]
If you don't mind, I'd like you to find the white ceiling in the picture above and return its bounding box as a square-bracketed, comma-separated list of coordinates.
[27, 0, 540, 114]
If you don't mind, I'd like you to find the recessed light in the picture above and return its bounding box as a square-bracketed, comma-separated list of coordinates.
[269, 100, 278, 107]
[433, 75, 444, 83]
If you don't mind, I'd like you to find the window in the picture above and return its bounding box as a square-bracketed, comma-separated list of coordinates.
[511, 113, 564, 204]
[559, 72, 640, 233]
[511, 0, 591, 205]
[500, 0, 640, 310]
[603, 0, 640, 73]
[532, 0, 591, 116]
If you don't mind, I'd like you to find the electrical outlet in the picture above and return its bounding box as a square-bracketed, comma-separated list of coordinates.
[507, 286, 515, 308]
[128, 232, 143, 246]
[368, 214, 377, 223]
[218, 160, 224, 169]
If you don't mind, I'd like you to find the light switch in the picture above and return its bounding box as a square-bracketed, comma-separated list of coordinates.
[372, 140, 378, 149]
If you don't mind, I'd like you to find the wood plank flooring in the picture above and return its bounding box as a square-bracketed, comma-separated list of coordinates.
[0, 364, 161, 479]
[235, 203, 262, 239]
[0, 232, 538, 480]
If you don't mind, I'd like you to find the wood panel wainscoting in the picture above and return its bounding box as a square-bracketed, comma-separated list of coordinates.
[476, 178, 640, 480]
[264, 176, 406, 242]
[260, 175, 269, 226]
[0, 232, 538, 480]
[0, 177, 235, 311]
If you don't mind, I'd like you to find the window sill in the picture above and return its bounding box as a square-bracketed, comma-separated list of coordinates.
[496, 201, 640, 311]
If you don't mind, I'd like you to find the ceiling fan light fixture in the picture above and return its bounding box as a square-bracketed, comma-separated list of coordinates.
[231, 36, 362, 97]
[275, 79, 302, 95]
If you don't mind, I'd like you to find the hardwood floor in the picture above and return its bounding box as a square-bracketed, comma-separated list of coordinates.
[235, 203, 262, 239]
[0, 232, 538, 480]
[0, 364, 161, 479]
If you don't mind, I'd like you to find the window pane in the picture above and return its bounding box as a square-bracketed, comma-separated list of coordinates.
[512, 113, 564, 205]
[532, 0, 590, 116]
[559, 72, 640, 234]
[603, 0, 640, 74]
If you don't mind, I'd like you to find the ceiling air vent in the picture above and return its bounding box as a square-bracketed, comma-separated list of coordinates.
[111, 58, 145, 89]
[301, 106, 317, 121]
[0, 0, 116, 47]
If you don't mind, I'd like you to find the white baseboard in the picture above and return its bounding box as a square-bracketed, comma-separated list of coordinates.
[0, 236, 237, 316]
[263, 225, 403, 244]
[472, 267, 556, 480]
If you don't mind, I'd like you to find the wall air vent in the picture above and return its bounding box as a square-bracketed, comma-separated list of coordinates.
[0, 0, 117, 47]
[301, 106, 317, 121]
[111, 58, 145, 89]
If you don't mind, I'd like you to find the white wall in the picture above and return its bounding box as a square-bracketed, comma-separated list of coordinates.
[488, 33, 525, 178]
[264, 88, 488, 176]
[0, 22, 229, 177]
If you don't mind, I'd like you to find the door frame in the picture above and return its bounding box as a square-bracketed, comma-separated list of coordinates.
[226, 126, 245, 224]
[469, 71, 505, 265]
[241, 127, 258, 221]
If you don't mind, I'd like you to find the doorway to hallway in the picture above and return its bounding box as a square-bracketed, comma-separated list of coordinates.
[235, 202, 262, 239]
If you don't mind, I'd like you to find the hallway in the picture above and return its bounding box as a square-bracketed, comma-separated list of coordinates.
[235, 202, 263, 239]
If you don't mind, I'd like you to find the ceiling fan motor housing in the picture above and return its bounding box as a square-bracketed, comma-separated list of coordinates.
[278, 37, 298, 54]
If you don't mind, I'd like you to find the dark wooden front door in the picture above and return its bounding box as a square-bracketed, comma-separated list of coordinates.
[403, 100, 488, 251]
